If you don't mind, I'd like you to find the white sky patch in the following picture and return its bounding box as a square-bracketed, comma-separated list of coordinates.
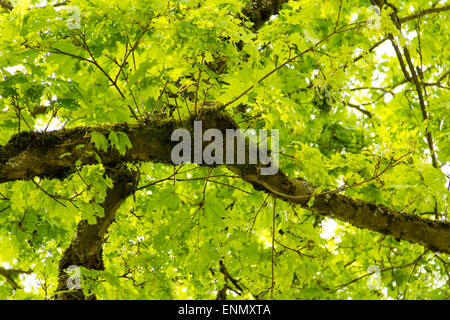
[373, 40, 396, 58]
[336, 175, 345, 187]
[4, 65, 26, 74]
[258, 231, 272, 249]
[371, 70, 388, 87]
[0, 261, 40, 294]
[349, 38, 399, 107]
[320, 217, 338, 240]
[392, 82, 407, 94]
[350, 13, 358, 23]
[405, 30, 417, 41]
[383, 92, 393, 103]
[20, 273, 40, 294]
[34, 116, 65, 132]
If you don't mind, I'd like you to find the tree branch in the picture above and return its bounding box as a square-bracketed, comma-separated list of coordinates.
[1, 108, 449, 254]
[241, 0, 290, 32]
[0, 0, 70, 11]
[55, 165, 139, 300]
[0, 0, 12, 10]
[399, 4, 450, 23]
[0, 266, 32, 290]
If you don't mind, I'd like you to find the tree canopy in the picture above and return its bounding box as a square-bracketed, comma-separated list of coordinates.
[0, 0, 449, 300]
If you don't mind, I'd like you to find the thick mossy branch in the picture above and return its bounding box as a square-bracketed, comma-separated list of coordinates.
[1, 107, 449, 254]
[55, 165, 140, 300]
[0, 107, 235, 183]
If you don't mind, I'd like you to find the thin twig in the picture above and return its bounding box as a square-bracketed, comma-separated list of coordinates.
[271, 197, 277, 298]
[334, 0, 343, 31]
[399, 4, 450, 23]
[256, 152, 410, 200]
[331, 253, 425, 292]
[274, 239, 315, 258]
[31, 180, 67, 208]
[0, 205, 11, 214]
[194, 57, 204, 117]
[249, 194, 269, 234]
[401, 252, 425, 299]
[222, 22, 364, 109]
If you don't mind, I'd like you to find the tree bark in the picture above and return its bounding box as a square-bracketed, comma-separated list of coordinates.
[241, 0, 289, 32]
[55, 165, 139, 300]
[1, 108, 449, 254]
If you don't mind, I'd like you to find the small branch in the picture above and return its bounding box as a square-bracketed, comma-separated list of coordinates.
[256, 152, 410, 200]
[274, 239, 315, 258]
[114, 23, 151, 84]
[401, 252, 425, 299]
[148, 81, 168, 118]
[375, 3, 440, 172]
[331, 253, 425, 292]
[79, 33, 140, 121]
[0, 0, 13, 10]
[436, 69, 450, 84]
[423, 70, 449, 87]
[399, 4, 450, 23]
[388, 36, 412, 81]
[402, 41, 439, 170]
[217, 260, 244, 298]
[334, 0, 343, 31]
[249, 195, 269, 234]
[27, 36, 140, 122]
[136, 163, 186, 191]
[31, 180, 68, 208]
[0, 266, 32, 290]
[194, 57, 204, 117]
[0, 192, 9, 201]
[352, 37, 388, 63]
[222, 22, 363, 108]
[200, 167, 212, 207]
[172, 177, 252, 195]
[0, 205, 11, 214]
[271, 197, 276, 297]
[347, 102, 373, 118]
[349, 86, 392, 93]
[44, 109, 57, 133]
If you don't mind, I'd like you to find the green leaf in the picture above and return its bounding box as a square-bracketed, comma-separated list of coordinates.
[108, 131, 132, 156]
[91, 132, 109, 152]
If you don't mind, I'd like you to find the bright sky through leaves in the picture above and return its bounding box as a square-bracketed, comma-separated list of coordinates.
[0, 0, 449, 300]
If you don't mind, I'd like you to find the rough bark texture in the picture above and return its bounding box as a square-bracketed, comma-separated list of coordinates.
[1, 107, 449, 254]
[55, 165, 139, 300]
[234, 167, 450, 253]
[241, 0, 290, 32]
[0, 108, 235, 183]
[0, 0, 13, 11]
